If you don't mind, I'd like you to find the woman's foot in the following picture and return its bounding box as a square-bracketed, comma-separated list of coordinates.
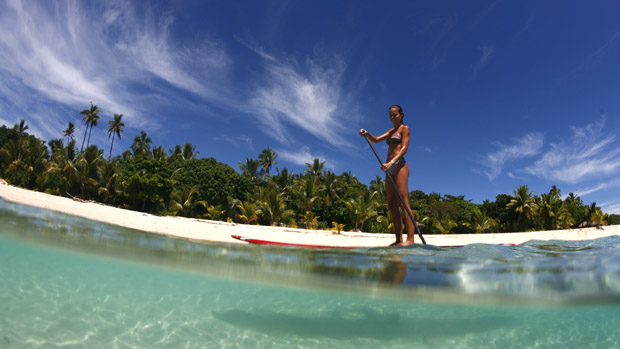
[397, 239, 415, 246]
[389, 240, 402, 247]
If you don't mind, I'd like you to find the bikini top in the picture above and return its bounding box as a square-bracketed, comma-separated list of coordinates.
[386, 132, 402, 144]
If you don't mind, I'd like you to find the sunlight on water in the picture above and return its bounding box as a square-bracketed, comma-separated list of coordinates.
[2, 198, 620, 347]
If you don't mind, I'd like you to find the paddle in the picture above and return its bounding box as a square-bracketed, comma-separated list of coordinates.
[363, 135, 426, 245]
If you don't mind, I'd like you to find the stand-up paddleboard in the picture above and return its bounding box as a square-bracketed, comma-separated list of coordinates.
[231, 235, 360, 249]
[230, 235, 482, 249]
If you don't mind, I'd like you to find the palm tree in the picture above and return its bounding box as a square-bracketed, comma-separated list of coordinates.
[584, 202, 607, 227]
[235, 200, 262, 224]
[271, 167, 295, 191]
[300, 210, 320, 229]
[63, 122, 75, 142]
[432, 218, 458, 234]
[345, 190, 379, 231]
[79, 103, 101, 152]
[556, 205, 575, 229]
[97, 160, 118, 203]
[565, 192, 583, 206]
[506, 185, 536, 231]
[0, 136, 48, 189]
[561, 192, 584, 227]
[293, 176, 325, 212]
[13, 119, 29, 134]
[131, 131, 152, 156]
[181, 143, 199, 160]
[74, 145, 103, 199]
[332, 221, 346, 234]
[106, 114, 124, 161]
[305, 158, 325, 177]
[152, 146, 168, 162]
[258, 147, 278, 174]
[257, 187, 294, 226]
[322, 171, 344, 205]
[468, 208, 498, 233]
[205, 205, 224, 220]
[538, 193, 565, 230]
[238, 158, 261, 182]
[549, 185, 561, 200]
[48, 139, 65, 157]
[369, 175, 387, 208]
[169, 184, 208, 218]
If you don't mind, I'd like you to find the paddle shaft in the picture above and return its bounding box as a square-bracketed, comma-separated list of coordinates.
[364, 135, 426, 245]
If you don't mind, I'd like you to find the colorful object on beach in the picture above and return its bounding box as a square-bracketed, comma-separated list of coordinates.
[230, 235, 478, 249]
[231, 235, 359, 249]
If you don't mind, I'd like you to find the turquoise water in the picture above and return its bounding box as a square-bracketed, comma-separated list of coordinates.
[2, 199, 620, 348]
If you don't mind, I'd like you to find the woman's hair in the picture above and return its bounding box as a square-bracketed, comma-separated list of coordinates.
[389, 105, 404, 119]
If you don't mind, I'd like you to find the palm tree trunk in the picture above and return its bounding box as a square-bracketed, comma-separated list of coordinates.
[108, 135, 115, 161]
[81, 127, 88, 152]
[87, 124, 93, 148]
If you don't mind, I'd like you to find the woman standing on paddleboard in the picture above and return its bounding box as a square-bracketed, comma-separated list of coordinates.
[359, 105, 416, 246]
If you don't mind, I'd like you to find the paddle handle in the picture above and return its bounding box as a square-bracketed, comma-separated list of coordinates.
[364, 135, 426, 245]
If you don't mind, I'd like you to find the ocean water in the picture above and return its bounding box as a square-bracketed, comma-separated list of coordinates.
[1, 198, 620, 348]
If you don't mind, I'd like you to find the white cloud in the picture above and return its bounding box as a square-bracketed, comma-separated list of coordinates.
[524, 117, 620, 184]
[600, 198, 620, 215]
[0, 0, 231, 141]
[277, 146, 334, 171]
[480, 132, 544, 181]
[249, 52, 359, 148]
[575, 177, 620, 198]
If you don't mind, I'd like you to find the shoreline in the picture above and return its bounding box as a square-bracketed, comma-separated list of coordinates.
[1, 182, 618, 247]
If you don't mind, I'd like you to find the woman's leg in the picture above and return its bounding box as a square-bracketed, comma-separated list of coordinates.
[393, 163, 415, 246]
[385, 175, 402, 245]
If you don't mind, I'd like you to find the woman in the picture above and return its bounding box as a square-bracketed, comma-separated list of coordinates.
[360, 105, 416, 246]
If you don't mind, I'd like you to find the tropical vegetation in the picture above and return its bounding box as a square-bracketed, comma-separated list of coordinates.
[1, 111, 618, 235]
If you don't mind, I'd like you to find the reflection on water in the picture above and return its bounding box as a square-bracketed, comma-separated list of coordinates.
[2, 198, 620, 304]
[2, 198, 620, 347]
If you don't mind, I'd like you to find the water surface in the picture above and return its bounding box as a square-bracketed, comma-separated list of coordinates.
[2, 198, 620, 347]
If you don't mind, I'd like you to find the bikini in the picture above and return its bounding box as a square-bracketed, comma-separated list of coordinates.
[386, 132, 402, 145]
[385, 132, 406, 174]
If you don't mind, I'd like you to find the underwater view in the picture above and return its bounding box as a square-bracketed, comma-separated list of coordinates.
[2, 198, 620, 348]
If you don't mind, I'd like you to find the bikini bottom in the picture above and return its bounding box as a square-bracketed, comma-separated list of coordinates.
[386, 159, 406, 175]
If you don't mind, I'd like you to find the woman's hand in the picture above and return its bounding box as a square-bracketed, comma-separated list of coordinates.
[359, 129, 367, 137]
[381, 161, 393, 172]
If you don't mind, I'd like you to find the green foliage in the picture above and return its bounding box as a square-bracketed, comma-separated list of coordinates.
[0, 126, 49, 189]
[173, 158, 254, 208]
[1, 115, 614, 236]
[116, 155, 175, 213]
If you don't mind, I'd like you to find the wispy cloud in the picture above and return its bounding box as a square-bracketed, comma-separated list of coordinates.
[277, 146, 335, 171]
[248, 48, 359, 148]
[480, 117, 620, 202]
[472, 45, 494, 78]
[578, 29, 620, 73]
[479, 132, 544, 181]
[211, 135, 255, 153]
[600, 198, 620, 215]
[524, 117, 620, 184]
[575, 177, 620, 199]
[0, 0, 231, 141]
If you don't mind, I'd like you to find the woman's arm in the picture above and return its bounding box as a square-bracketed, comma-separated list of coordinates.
[360, 128, 394, 143]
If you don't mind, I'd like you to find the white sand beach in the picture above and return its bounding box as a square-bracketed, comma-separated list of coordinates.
[1, 182, 618, 247]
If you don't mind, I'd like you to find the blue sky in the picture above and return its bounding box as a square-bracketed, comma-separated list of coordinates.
[1, 0, 620, 213]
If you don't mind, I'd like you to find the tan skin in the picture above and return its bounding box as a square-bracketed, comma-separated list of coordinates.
[359, 107, 416, 246]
